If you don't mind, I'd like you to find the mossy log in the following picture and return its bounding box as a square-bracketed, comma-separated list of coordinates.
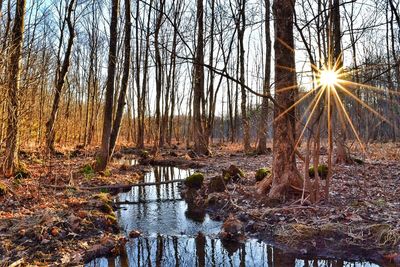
[184, 172, 204, 189]
[223, 165, 245, 182]
[255, 167, 271, 182]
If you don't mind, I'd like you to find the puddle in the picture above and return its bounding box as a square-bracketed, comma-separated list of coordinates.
[115, 166, 220, 236]
[87, 166, 380, 267]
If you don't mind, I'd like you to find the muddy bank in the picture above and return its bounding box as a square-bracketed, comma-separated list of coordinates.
[0, 148, 144, 265]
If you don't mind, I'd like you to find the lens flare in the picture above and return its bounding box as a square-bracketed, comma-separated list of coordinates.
[319, 70, 338, 87]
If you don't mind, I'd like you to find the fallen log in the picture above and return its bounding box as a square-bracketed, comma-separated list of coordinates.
[44, 179, 185, 191]
[115, 198, 184, 205]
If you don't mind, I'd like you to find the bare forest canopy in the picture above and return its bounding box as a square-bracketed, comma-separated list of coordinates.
[0, 0, 399, 158]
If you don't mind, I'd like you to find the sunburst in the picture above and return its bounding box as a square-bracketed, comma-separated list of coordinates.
[274, 54, 398, 161]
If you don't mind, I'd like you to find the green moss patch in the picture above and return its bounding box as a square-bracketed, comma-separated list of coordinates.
[0, 182, 7, 196]
[255, 167, 271, 182]
[309, 164, 328, 179]
[184, 172, 204, 189]
[81, 164, 95, 180]
[14, 162, 30, 179]
[223, 165, 245, 182]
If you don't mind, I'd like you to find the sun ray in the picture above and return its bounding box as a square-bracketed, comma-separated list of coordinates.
[336, 83, 396, 129]
[274, 81, 314, 93]
[275, 85, 321, 122]
[276, 37, 295, 53]
[276, 64, 297, 72]
[331, 87, 366, 153]
[345, 80, 400, 96]
[293, 87, 326, 152]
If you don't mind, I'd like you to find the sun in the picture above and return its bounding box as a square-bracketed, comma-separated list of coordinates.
[319, 69, 339, 87]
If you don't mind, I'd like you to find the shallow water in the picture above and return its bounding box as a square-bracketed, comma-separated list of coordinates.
[87, 166, 380, 267]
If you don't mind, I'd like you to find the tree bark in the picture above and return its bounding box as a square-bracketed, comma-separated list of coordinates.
[238, 0, 251, 152]
[109, 0, 131, 157]
[193, 0, 209, 155]
[333, 0, 350, 164]
[256, 0, 272, 154]
[3, 0, 26, 177]
[154, 0, 165, 150]
[95, 0, 119, 171]
[268, 0, 301, 199]
[45, 0, 76, 152]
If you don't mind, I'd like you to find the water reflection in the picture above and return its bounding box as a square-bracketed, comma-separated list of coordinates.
[118, 158, 139, 166]
[115, 166, 220, 236]
[88, 234, 378, 267]
[88, 166, 380, 267]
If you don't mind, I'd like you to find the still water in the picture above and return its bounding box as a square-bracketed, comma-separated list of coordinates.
[87, 166, 380, 267]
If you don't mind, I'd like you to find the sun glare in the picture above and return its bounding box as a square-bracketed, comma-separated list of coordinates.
[319, 70, 338, 87]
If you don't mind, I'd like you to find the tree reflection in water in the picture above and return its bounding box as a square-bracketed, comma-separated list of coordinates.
[89, 234, 377, 267]
[88, 166, 379, 267]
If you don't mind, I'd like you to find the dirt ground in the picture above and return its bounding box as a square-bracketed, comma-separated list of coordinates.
[0, 142, 399, 266]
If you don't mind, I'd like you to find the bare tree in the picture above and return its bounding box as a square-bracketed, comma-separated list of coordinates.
[3, 0, 26, 177]
[95, 0, 119, 171]
[237, 0, 251, 152]
[193, 0, 210, 155]
[109, 0, 132, 156]
[256, 0, 272, 154]
[45, 0, 76, 152]
[332, 0, 351, 164]
[268, 0, 302, 199]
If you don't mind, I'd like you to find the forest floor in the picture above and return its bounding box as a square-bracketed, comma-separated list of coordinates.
[0, 142, 399, 266]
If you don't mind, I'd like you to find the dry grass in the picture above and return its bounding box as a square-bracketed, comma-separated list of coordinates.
[367, 224, 400, 247]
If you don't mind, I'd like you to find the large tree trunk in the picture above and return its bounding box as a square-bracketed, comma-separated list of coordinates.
[193, 0, 209, 155]
[256, 0, 272, 154]
[109, 0, 131, 157]
[45, 0, 76, 152]
[95, 0, 119, 172]
[268, 0, 301, 199]
[3, 0, 25, 177]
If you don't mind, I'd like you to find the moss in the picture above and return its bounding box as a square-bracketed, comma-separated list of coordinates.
[81, 164, 95, 180]
[223, 165, 245, 182]
[31, 157, 44, 164]
[100, 188, 109, 194]
[105, 214, 117, 225]
[255, 167, 271, 182]
[140, 150, 149, 159]
[13, 178, 22, 186]
[100, 169, 112, 177]
[223, 172, 231, 182]
[93, 192, 112, 204]
[309, 164, 328, 179]
[184, 172, 204, 189]
[0, 182, 7, 196]
[14, 162, 30, 179]
[101, 203, 114, 214]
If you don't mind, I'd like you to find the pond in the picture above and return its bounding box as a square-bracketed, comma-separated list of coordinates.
[87, 165, 380, 267]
